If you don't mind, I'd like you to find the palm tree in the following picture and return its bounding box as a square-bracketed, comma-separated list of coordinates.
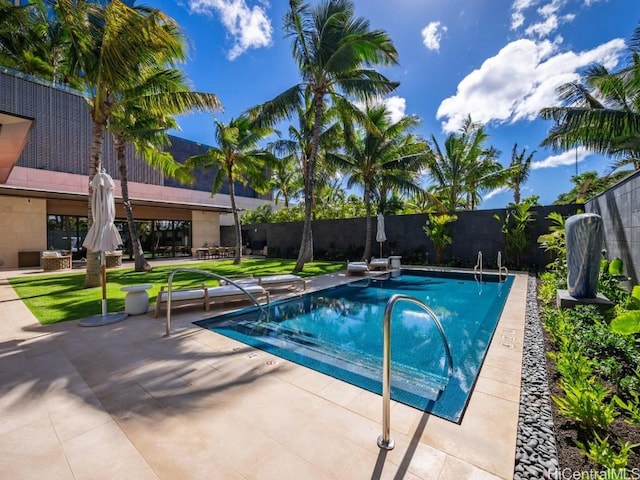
[55, 0, 187, 287]
[505, 144, 534, 204]
[0, 0, 73, 85]
[269, 155, 303, 208]
[109, 66, 221, 272]
[186, 116, 272, 265]
[268, 93, 341, 214]
[425, 117, 501, 212]
[251, 0, 399, 272]
[540, 23, 640, 171]
[329, 104, 427, 260]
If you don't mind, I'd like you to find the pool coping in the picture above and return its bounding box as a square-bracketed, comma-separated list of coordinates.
[0, 265, 527, 479]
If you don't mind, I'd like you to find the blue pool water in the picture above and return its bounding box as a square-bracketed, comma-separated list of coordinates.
[195, 270, 514, 423]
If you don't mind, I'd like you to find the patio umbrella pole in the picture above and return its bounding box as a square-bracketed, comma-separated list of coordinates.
[101, 252, 107, 317]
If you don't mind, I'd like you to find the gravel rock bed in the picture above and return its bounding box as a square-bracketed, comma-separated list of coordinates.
[513, 273, 559, 480]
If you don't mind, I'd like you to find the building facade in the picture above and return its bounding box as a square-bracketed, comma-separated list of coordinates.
[0, 67, 272, 268]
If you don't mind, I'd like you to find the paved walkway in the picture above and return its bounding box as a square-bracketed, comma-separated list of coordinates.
[0, 263, 527, 479]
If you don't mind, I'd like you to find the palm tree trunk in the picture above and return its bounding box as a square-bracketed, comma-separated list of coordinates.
[229, 170, 243, 265]
[362, 183, 372, 261]
[83, 121, 105, 288]
[115, 136, 151, 272]
[294, 93, 323, 272]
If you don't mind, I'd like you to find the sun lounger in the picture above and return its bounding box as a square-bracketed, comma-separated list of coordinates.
[257, 274, 306, 291]
[221, 274, 305, 292]
[369, 257, 389, 271]
[347, 260, 369, 276]
[206, 284, 270, 308]
[154, 283, 208, 317]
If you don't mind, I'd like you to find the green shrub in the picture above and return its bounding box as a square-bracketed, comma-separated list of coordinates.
[552, 379, 618, 431]
[575, 431, 639, 472]
[548, 345, 593, 385]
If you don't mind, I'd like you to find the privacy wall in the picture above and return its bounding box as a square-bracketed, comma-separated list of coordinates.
[229, 204, 580, 270]
[586, 170, 640, 285]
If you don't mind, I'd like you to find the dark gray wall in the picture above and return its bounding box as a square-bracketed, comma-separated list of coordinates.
[230, 204, 580, 270]
[586, 170, 640, 285]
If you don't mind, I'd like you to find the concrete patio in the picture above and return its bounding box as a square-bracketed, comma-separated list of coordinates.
[0, 264, 527, 479]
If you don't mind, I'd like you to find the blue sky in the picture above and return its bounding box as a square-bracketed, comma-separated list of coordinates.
[145, 0, 638, 209]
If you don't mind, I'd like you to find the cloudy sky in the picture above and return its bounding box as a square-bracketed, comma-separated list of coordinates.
[146, 0, 638, 208]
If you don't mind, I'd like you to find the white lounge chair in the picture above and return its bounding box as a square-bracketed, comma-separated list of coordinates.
[221, 274, 305, 291]
[206, 284, 270, 308]
[154, 284, 208, 317]
[258, 274, 306, 291]
[347, 260, 369, 276]
[369, 257, 389, 271]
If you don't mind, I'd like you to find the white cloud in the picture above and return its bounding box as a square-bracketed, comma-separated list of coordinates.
[484, 186, 508, 200]
[187, 0, 273, 60]
[510, 0, 539, 30]
[356, 96, 408, 124]
[531, 147, 591, 169]
[383, 96, 407, 123]
[421, 21, 448, 52]
[435, 37, 625, 133]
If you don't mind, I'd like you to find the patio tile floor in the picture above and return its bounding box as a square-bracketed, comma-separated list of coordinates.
[0, 263, 527, 479]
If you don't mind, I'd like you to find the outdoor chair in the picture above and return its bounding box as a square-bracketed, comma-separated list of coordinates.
[369, 257, 389, 271]
[347, 260, 369, 276]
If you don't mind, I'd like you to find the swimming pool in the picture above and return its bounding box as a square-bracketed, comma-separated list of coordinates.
[195, 269, 514, 423]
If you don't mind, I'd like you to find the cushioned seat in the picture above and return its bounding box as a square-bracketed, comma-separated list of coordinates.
[258, 274, 306, 291]
[347, 261, 369, 276]
[206, 284, 270, 307]
[369, 258, 389, 270]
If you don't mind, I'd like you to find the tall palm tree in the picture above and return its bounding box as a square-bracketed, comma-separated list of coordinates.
[540, 23, 640, 171]
[425, 117, 501, 212]
[109, 66, 221, 272]
[251, 0, 399, 272]
[55, 0, 187, 287]
[329, 104, 427, 260]
[268, 155, 303, 208]
[506, 144, 534, 204]
[186, 116, 272, 265]
[268, 93, 341, 215]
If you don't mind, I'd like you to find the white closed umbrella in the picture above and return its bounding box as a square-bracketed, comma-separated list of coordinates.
[376, 213, 387, 258]
[80, 169, 126, 326]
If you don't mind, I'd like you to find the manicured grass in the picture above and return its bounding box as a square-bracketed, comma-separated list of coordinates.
[8, 258, 346, 325]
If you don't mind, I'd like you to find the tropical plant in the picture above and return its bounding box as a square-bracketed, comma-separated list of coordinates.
[425, 116, 502, 212]
[552, 378, 618, 431]
[615, 391, 640, 425]
[575, 432, 639, 472]
[554, 170, 634, 205]
[423, 213, 457, 264]
[505, 143, 534, 204]
[55, 0, 187, 286]
[611, 286, 640, 335]
[539, 22, 640, 172]
[537, 211, 567, 277]
[108, 55, 221, 271]
[494, 196, 538, 269]
[328, 104, 427, 260]
[186, 116, 273, 264]
[250, 0, 399, 272]
[0, 0, 74, 85]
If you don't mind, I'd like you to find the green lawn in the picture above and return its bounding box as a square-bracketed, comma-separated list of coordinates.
[8, 258, 346, 325]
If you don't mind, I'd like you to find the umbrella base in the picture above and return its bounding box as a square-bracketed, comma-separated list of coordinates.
[79, 312, 128, 327]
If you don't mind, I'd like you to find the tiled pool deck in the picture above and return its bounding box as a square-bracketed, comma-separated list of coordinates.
[0, 263, 527, 479]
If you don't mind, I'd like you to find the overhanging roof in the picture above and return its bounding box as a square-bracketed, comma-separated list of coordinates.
[0, 112, 34, 183]
[0, 184, 235, 214]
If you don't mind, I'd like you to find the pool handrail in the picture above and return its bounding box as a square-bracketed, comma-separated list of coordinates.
[378, 294, 454, 451]
[473, 251, 483, 283]
[164, 268, 268, 337]
[497, 251, 509, 282]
